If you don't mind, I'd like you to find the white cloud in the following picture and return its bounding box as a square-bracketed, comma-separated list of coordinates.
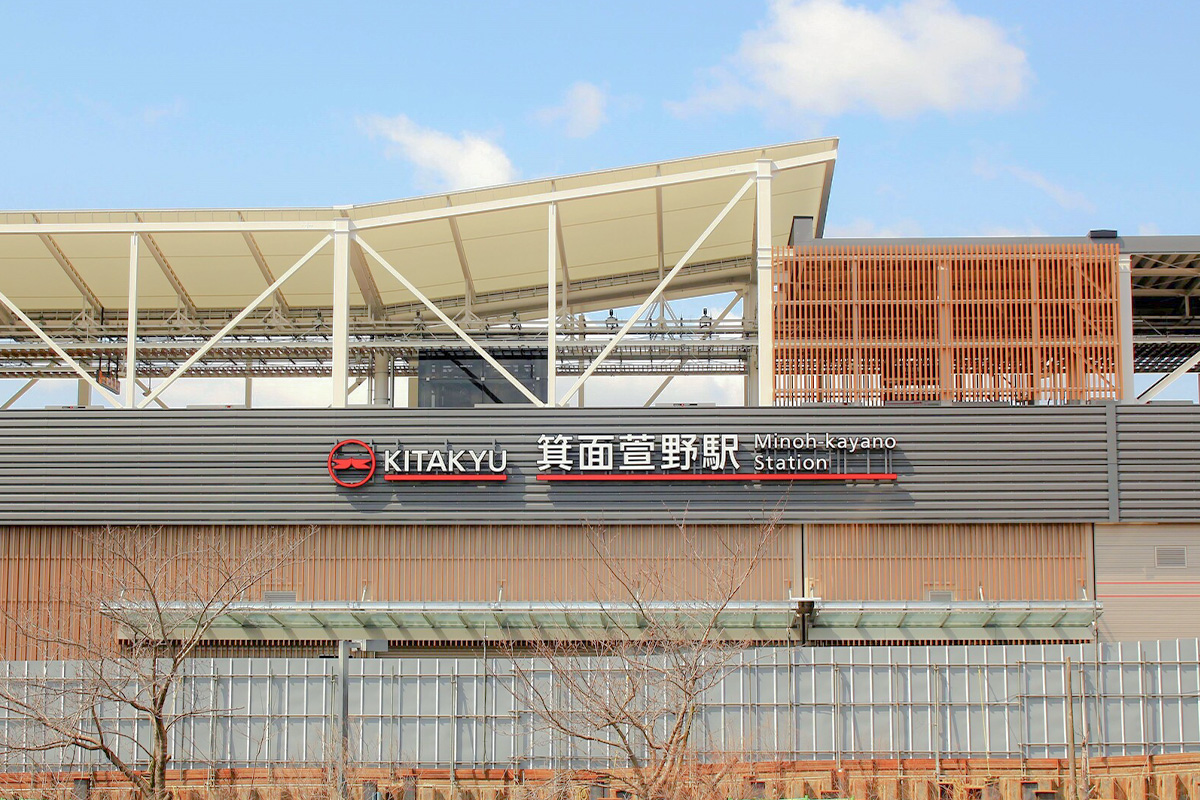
[535, 82, 610, 138]
[1138, 222, 1162, 236]
[360, 114, 517, 191]
[672, 0, 1030, 119]
[973, 157, 1094, 213]
[141, 98, 186, 124]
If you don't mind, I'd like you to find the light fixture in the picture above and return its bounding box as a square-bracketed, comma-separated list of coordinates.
[605, 310, 618, 331]
[510, 311, 522, 331]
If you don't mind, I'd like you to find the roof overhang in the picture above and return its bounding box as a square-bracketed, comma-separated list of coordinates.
[0, 140, 838, 321]
[115, 598, 1100, 646]
[120, 600, 811, 644]
[807, 600, 1101, 643]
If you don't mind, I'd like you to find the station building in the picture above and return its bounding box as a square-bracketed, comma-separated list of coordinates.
[0, 139, 1199, 779]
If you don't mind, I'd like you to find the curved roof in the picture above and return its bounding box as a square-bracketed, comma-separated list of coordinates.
[0, 139, 838, 319]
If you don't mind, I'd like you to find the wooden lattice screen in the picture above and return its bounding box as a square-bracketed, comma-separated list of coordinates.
[772, 243, 1122, 405]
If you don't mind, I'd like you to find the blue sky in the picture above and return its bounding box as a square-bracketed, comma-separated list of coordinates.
[1, 1, 1197, 405]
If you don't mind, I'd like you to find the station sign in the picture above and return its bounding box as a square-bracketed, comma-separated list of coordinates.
[328, 433, 897, 488]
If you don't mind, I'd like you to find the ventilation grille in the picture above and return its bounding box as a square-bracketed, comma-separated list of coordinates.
[927, 590, 955, 603]
[263, 590, 298, 603]
[1156, 547, 1188, 569]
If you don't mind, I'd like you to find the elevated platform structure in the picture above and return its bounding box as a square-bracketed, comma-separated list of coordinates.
[2, 140, 1199, 408]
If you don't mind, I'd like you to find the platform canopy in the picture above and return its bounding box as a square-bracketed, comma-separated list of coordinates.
[0, 139, 837, 320]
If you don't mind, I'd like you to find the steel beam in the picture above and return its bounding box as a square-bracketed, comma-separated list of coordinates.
[134, 216, 197, 316]
[135, 378, 170, 409]
[1138, 347, 1200, 403]
[0, 378, 37, 410]
[332, 225, 351, 408]
[31, 214, 103, 313]
[138, 235, 332, 408]
[238, 212, 291, 315]
[1118, 254, 1136, 402]
[0, 289, 121, 407]
[338, 210, 385, 319]
[446, 200, 477, 314]
[355, 237, 545, 406]
[547, 203, 558, 405]
[353, 150, 836, 231]
[549, 180, 572, 313]
[0, 220, 337, 234]
[558, 176, 756, 406]
[643, 292, 742, 408]
[124, 234, 139, 408]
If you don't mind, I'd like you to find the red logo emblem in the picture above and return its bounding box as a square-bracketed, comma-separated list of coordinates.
[328, 439, 376, 488]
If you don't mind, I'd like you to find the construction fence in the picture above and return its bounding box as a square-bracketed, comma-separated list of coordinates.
[0, 639, 1195, 772]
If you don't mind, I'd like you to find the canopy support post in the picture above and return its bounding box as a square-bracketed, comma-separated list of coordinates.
[755, 158, 775, 407]
[332, 223, 350, 409]
[124, 233, 139, 409]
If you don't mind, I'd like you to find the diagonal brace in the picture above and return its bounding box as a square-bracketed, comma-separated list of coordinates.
[355, 237, 545, 406]
[138, 235, 332, 408]
[0, 291, 122, 407]
[558, 175, 755, 406]
[1138, 348, 1200, 403]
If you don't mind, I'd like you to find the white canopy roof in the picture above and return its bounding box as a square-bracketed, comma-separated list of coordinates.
[0, 139, 837, 319]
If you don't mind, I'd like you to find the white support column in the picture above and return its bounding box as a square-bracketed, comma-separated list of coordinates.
[754, 159, 775, 407]
[744, 287, 759, 406]
[124, 234, 139, 409]
[547, 203, 558, 406]
[332, 223, 351, 409]
[1118, 254, 1136, 402]
[372, 351, 390, 407]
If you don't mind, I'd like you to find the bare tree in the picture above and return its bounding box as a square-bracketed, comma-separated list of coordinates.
[0, 524, 312, 800]
[509, 515, 781, 800]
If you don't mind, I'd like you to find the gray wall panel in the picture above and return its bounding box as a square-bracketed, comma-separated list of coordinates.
[0, 406, 1116, 524]
[1117, 407, 1200, 521]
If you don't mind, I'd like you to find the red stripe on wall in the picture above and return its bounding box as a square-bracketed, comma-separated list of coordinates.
[384, 474, 507, 482]
[536, 473, 897, 482]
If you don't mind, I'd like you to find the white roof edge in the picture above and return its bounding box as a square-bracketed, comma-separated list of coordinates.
[0, 138, 838, 218]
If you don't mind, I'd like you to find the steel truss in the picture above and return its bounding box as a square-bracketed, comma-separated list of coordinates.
[0, 152, 824, 408]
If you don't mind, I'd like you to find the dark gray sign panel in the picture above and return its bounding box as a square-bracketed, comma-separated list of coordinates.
[0, 405, 1128, 525]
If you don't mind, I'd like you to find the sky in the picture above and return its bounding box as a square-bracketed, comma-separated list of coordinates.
[1, 0, 1198, 406]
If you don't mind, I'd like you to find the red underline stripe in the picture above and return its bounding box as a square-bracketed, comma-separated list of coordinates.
[536, 472, 897, 482]
[384, 474, 507, 482]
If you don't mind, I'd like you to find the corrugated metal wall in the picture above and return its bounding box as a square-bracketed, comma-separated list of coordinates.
[805, 523, 1093, 601]
[1117, 406, 1200, 520]
[0, 406, 1115, 524]
[1095, 523, 1200, 642]
[1, 640, 1195, 771]
[0, 520, 1107, 658]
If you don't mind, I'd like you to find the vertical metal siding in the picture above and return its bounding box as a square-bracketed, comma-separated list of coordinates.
[0, 523, 797, 659]
[804, 523, 1094, 601]
[773, 243, 1121, 405]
